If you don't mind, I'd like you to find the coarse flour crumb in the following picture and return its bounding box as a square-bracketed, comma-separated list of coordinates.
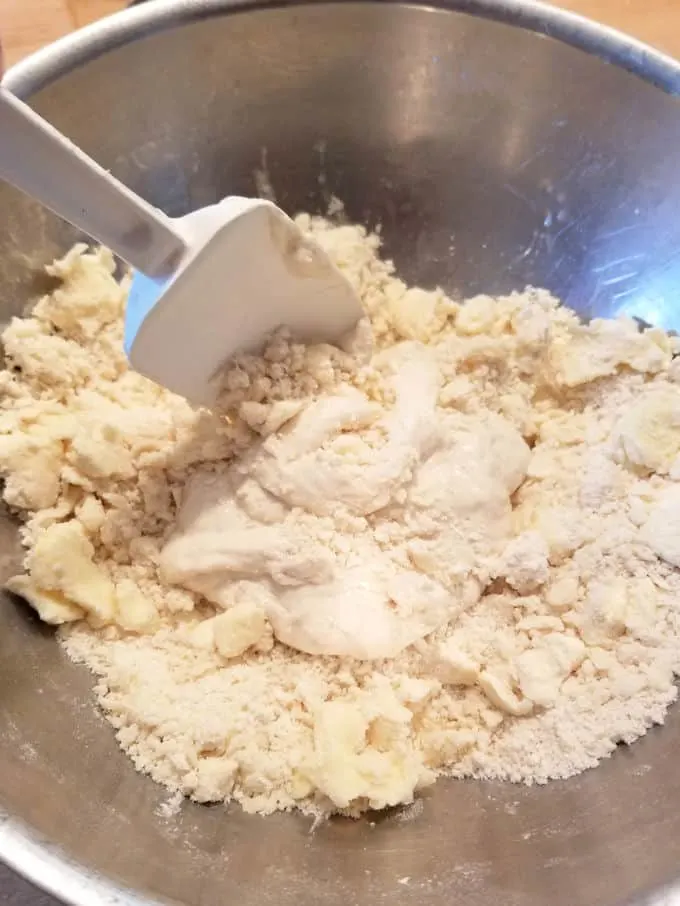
[3, 215, 680, 816]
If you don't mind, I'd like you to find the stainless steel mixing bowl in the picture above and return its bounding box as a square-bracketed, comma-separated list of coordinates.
[2, 2, 680, 905]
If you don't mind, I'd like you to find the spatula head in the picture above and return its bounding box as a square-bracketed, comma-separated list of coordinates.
[124, 198, 363, 406]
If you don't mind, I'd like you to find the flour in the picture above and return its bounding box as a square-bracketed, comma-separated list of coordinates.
[3, 219, 680, 816]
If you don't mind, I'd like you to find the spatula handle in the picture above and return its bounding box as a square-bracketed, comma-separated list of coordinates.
[0, 86, 187, 277]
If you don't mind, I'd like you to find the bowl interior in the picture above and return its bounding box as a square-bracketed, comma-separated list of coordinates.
[2, 4, 680, 906]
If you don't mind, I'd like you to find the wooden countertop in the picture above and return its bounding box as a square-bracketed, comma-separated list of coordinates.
[2, 0, 680, 67]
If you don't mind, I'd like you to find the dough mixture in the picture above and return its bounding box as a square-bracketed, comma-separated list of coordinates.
[2, 216, 680, 816]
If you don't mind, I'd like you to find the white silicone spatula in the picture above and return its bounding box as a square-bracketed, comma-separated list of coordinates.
[0, 86, 363, 406]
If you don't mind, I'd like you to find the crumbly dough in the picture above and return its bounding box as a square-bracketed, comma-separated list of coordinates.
[161, 344, 529, 660]
[3, 219, 680, 816]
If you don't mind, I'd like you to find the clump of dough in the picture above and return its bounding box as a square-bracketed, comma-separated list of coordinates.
[2, 222, 680, 817]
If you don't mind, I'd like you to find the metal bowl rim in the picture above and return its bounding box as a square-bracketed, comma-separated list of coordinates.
[4, 0, 680, 97]
[2, 1, 680, 904]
